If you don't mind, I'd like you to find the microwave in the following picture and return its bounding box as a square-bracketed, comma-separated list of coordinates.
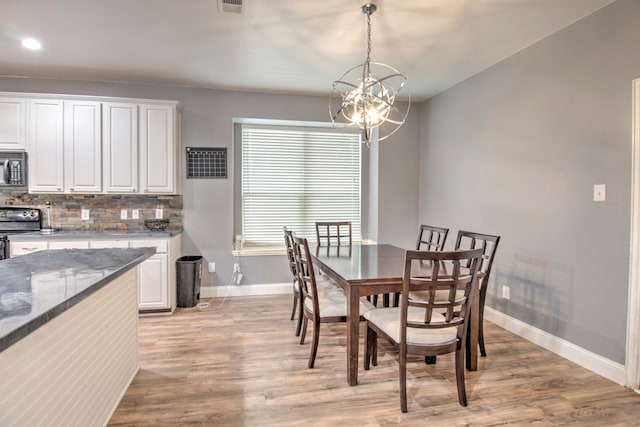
[0, 151, 27, 188]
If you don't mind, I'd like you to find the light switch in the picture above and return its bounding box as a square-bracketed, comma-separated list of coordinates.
[121, 209, 128, 220]
[81, 209, 90, 220]
[155, 208, 163, 219]
[593, 184, 606, 202]
[132, 209, 139, 219]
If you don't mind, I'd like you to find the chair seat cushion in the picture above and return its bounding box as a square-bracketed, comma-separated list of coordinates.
[408, 289, 465, 303]
[364, 307, 457, 346]
[305, 286, 375, 318]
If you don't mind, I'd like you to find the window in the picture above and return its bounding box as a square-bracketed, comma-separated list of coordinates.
[239, 123, 361, 248]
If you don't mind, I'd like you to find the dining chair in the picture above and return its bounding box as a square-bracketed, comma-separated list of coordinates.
[284, 227, 304, 337]
[292, 235, 375, 368]
[387, 224, 451, 308]
[364, 248, 483, 412]
[315, 221, 352, 247]
[454, 230, 501, 357]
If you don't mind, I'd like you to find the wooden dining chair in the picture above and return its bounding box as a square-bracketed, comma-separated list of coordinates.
[292, 235, 374, 368]
[364, 248, 483, 412]
[284, 227, 303, 337]
[416, 224, 449, 251]
[454, 230, 501, 357]
[315, 221, 352, 247]
[388, 224, 451, 308]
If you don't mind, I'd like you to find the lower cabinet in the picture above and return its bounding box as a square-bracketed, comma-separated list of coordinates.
[10, 235, 181, 314]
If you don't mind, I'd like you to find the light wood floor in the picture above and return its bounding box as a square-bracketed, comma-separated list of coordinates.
[109, 294, 640, 426]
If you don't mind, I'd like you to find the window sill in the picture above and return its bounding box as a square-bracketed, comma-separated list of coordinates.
[232, 247, 287, 257]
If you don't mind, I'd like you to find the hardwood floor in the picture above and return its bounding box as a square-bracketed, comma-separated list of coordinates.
[109, 295, 640, 426]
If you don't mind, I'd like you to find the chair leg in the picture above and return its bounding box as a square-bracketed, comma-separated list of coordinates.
[393, 292, 400, 307]
[478, 290, 487, 357]
[295, 295, 304, 337]
[400, 351, 408, 413]
[299, 317, 308, 345]
[308, 321, 320, 369]
[290, 292, 298, 321]
[383, 293, 390, 307]
[425, 356, 436, 364]
[455, 346, 468, 407]
[364, 324, 377, 370]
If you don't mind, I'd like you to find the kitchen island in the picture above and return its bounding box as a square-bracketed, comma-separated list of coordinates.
[0, 247, 154, 426]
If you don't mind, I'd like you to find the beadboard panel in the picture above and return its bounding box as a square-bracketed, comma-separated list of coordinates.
[0, 268, 138, 427]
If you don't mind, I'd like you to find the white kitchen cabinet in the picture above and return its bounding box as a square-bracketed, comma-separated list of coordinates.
[0, 97, 26, 150]
[27, 99, 64, 192]
[130, 237, 179, 313]
[63, 101, 102, 193]
[102, 102, 138, 193]
[139, 103, 178, 194]
[28, 100, 101, 193]
[10, 241, 48, 257]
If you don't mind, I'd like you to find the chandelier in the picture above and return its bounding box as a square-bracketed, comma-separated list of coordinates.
[330, 3, 410, 146]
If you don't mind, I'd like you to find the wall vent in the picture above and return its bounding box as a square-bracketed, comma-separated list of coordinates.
[217, 0, 245, 14]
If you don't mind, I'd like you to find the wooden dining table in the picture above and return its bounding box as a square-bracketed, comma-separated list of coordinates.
[311, 243, 480, 386]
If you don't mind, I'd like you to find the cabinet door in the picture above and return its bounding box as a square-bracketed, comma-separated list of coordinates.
[103, 102, 138, 193]
[89, 240, 129, 249]
[64, 101, 101, 193]
[0, 97, 26, 149]
[28, 100, 64, 192]
[138, 253, 168, 310]
[10, 241, 48, 257]
[139, 104, 175, 194]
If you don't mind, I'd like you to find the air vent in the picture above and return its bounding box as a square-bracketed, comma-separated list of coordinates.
[217, 0, 245, 14]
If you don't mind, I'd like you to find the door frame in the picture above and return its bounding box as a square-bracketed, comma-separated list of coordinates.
[627, 78, 640, 390]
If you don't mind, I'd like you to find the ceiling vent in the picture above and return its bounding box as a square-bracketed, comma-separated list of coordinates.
[217, 0, 245, 14]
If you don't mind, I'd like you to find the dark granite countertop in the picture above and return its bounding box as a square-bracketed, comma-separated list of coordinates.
[0, 247, 155, 352]
[9, 230, 182, 241]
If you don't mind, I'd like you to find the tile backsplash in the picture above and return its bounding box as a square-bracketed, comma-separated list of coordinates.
[0, 192, 183, 232]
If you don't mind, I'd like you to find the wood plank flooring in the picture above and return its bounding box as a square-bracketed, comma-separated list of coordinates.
[109, 294, 640, 426]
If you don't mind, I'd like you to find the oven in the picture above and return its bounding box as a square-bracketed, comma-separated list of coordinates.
[0, 207, 41, 260]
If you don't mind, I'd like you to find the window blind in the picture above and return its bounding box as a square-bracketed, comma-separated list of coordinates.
[241, 124, 361, 246]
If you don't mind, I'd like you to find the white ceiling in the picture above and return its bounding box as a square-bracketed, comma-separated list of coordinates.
[0, 0, 615, 101]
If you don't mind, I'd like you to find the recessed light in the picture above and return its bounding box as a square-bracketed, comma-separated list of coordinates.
[21, 38, 42, 50]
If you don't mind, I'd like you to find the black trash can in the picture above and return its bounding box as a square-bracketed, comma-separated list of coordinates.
[177, 256, 203, 308]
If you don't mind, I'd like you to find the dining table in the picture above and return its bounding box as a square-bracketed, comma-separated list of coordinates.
[311, 243, 480, 386]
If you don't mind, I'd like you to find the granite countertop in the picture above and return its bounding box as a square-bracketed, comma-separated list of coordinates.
[9, 229, 183, 241]
[0, 247, 155, 352]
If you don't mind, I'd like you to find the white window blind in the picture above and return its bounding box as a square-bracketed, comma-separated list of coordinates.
[241, 124, 361, 247]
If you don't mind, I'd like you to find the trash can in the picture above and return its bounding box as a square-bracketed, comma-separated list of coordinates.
[177, 256, 203, 308]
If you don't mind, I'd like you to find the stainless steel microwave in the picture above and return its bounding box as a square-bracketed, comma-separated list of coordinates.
[0, 151, 27, 188]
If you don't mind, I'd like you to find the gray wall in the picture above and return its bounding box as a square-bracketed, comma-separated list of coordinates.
[0, 78, 420, 288]
[419, 0, 639, 364]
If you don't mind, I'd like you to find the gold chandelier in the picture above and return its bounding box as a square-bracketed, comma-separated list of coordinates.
[330, 3, 410, 146]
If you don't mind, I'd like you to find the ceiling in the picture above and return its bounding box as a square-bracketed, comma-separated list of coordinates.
[0, 0, 615, 101]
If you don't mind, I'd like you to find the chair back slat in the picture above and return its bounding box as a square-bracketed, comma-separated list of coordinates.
[283, 227, 297, 277]
[416, 224, 449, 251]
[292, 235, 319, 315]
[315, 221, 352, 247]
[454, 230, 500, 292]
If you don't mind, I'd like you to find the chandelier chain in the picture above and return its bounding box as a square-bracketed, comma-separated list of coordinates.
[366, 12, 372, 66]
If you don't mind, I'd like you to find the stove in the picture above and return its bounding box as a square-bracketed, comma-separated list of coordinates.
[0, 207, 42, 259]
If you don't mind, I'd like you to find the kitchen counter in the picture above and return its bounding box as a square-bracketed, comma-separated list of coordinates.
[0, 247, 155, 352]
[8, 229, 182, 241]
[0, 247, 154, 426]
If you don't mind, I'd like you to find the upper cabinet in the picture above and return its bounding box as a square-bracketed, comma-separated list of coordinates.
[28, 99, 101, 193]
[0, 92, 181, 195]
[103, 102, 139, 193]
[139, 104, 177, 194]
[0, 98, 26, 150]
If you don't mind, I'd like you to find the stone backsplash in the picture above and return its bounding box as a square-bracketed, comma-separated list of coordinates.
[0, 192, 183, 232]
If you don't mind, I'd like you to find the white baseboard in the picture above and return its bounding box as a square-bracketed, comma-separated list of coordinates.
[485, 307, 626, 386]
[200, 282, 291, 298]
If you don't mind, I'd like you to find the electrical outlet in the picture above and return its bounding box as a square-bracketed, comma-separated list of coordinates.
[208, 262, 216, 273]
[120, 209, 128, 220]
[81, 209, 90, 220]
[131, 209, 139, 219]
[502, 285, 510, 300]
[155, 208, 163, 219]
[593, 184, 606, 202]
